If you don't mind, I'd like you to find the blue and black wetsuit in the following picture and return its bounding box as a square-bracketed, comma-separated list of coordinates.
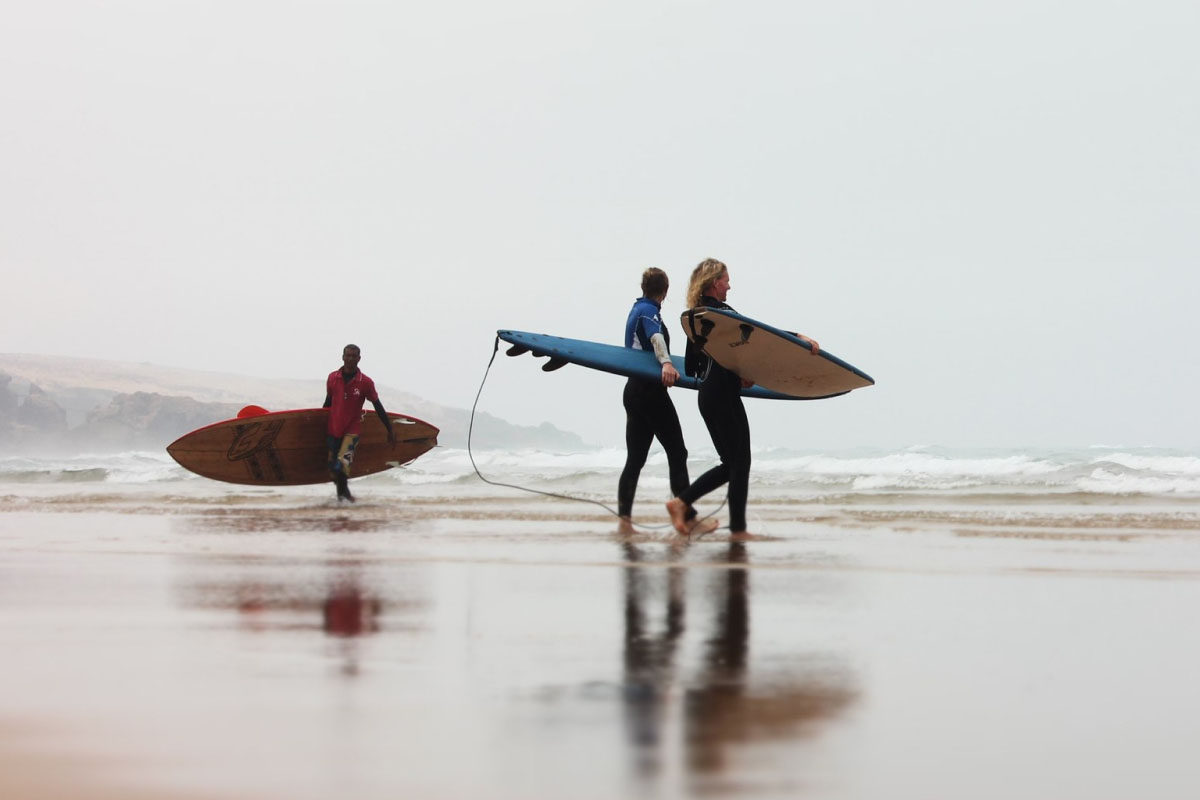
[618, 297, 690, 519]
[679, 295, 751, 533]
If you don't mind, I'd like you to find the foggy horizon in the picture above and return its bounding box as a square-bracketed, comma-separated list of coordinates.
[4, 1, 1197, 450]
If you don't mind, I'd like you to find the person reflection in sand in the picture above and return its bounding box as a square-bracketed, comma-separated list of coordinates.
[323, 579, 381, 638]
[684, 543, 751, 778]
[621, 542, 687, 779]
[621, 541, 857, 795]
[322, 575, 382, 677]
[203, 562, 384, 677]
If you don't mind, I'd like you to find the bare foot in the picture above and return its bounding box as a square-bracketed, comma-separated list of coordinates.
[616, 517, 636, 537]
[665, 498, 692, 536]
[729, 530, 763, 542]
[688, 517, 719, 536]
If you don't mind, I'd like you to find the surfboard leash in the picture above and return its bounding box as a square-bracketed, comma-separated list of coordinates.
[469, 335, 725, 536]
[468, 335, 629, 518]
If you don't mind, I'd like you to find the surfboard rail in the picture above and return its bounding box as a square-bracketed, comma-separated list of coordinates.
[498, 330, 824, 401]
[680, 307, 874, 398]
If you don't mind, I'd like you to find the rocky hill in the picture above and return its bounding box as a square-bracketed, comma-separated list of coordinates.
[0, 354, 586, 454]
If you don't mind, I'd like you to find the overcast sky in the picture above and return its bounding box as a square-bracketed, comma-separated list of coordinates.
[3, 1, 1197, 450]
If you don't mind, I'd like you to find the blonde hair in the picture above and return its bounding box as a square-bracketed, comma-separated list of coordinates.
[685, 258, 727, 309]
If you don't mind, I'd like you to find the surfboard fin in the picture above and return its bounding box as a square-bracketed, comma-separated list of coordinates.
[542, 357, 569, 372]
[506, 345, 530, 357]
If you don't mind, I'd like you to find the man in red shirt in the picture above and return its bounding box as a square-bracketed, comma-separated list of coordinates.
[323, 344, 396, 502]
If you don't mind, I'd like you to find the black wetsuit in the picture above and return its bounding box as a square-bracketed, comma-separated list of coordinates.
[618, 297, 690, 518]
[679, 296, 751, 532]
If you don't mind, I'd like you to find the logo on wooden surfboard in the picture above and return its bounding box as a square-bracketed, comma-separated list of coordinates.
[227, 420, 287, 482]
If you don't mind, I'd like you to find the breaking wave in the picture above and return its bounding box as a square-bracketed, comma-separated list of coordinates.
[3, 446, 1200, 498]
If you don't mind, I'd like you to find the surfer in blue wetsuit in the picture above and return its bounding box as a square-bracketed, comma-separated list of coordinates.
[618, 268, 712, 535]
[667, 259, 819, 540]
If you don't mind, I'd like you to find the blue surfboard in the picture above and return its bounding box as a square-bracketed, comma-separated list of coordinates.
[497, 330, 822, 401]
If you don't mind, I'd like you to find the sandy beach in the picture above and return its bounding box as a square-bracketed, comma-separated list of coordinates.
[2, 461, 1200, 800]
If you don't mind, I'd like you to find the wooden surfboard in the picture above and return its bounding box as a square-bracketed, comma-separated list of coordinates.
[680, 307, 874, 398]
[166, 407, 439, 486]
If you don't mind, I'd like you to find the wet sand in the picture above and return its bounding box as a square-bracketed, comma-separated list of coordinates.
[2, 494, 1200, 799]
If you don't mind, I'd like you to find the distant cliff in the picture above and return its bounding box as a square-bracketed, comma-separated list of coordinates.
[75, 392, 246, 451]
[0, 375, 69, 447]
[0, 378, 245, 453]
[0, 355, 587, 454]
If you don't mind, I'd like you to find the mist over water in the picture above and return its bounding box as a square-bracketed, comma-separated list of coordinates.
[4, 447, 1200, 520]
[4, 446, 1199, 496]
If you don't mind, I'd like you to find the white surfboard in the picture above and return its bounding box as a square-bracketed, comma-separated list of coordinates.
[680, 307, 874, 398]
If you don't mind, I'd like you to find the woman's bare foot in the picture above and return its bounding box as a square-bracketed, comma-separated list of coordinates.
[665, 498, 692, 535]
[616, 517, 636, 537]
[729, 530, 763, 542]
[689, 517, 720, 536]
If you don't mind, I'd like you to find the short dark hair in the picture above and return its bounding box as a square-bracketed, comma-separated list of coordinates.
[343, 344, 361, 354]
[641, 268, 669, 299]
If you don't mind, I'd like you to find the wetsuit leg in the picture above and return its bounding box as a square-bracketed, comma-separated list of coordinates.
[679, 386, 731, 506]
[722, 395, 751, 532]
[618, 380, 655, 518]
[622, 379, 694, 519]
[679, 383, 750, 531]
[646, 388, 690, 499]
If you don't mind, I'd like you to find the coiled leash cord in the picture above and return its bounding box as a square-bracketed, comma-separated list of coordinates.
[468, 335, 725, 534]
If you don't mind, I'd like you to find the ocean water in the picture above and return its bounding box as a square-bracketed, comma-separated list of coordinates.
[3, 445, 1199, 508]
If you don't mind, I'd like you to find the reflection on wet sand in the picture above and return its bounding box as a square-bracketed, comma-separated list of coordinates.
[166, 511, 857, 795]
[622, 540, 857, 796]
[183, 511, 400, 534]
[320, 572, 384, 677]
[323, 580, 381, 638]
[179, 560, 403, 677]
[622, 541, 685, 781]
[174, 516, 425, 677]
